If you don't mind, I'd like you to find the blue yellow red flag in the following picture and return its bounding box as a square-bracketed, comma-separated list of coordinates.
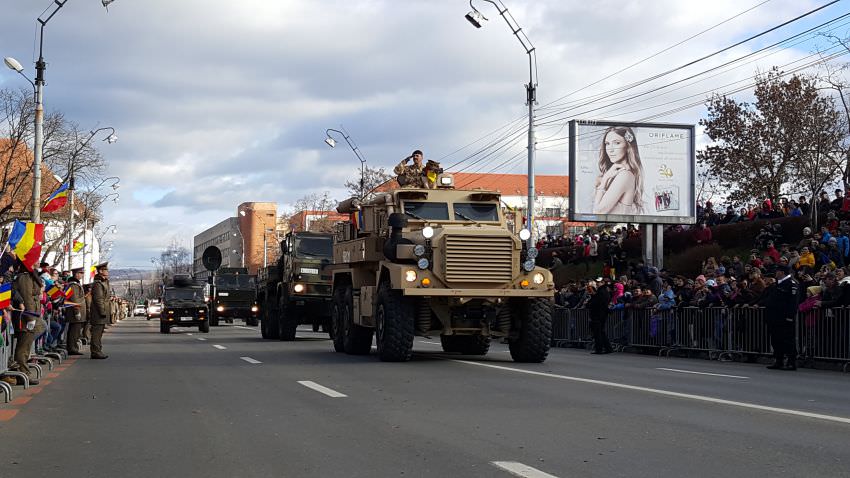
[42, 182, 69, 213]
[0, 283, 11, 309]
[8, 220, 44, 272]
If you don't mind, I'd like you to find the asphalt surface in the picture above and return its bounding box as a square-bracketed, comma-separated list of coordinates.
[1, 317, 849, 478]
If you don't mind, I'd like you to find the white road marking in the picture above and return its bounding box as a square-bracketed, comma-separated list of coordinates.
[197, 338, 207, 341]
[491, 461, 559, 478]
[297, 381, 347, 398]
[240, 356, 262, 364]
[235, 326, 257, 330]
[452, 360, 850, 425]
[212, 344, 227, 350]
[186, 333, 193, 336]
[656, 367, 749, 379]
[421, 341, 441, 345]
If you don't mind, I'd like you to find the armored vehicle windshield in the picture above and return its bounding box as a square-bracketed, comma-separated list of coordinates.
[295, 235, 333, 258]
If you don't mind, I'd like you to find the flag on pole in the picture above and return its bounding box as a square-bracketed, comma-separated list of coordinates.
[42, 181, 69, 212]
[0, 283, 11, 309]
[8, 220, 44, 272]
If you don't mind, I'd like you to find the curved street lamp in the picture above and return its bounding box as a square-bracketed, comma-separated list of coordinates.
[3, 0, 117, 223]
[324, 127, 368, 199]
[465, 0, 538, 246]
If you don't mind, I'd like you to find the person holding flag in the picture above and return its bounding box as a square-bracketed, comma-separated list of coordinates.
[11, 259, 46, 384]
[64, 268, 87, 355]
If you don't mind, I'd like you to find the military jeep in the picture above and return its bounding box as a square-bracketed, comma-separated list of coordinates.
[330, 174, 554, 362]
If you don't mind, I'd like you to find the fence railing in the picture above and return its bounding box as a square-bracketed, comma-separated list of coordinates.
[552, 306, 850, 371]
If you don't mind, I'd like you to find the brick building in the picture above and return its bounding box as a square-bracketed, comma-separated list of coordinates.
[237, 202, 281, 275]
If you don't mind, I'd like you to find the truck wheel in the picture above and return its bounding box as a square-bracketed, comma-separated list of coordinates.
[375, 282, 414, 362]
[440, 335, 490, 355]
[339, 285, 372, 355]
[278, 295, 298, 341]
[312, 321, 320, 332]
[262, 297, 280, 339]
[160, 322, 169, 334]
[508, 298, 553, 363]
[199, 320, 210, 333]
[331, 286, 346, 352]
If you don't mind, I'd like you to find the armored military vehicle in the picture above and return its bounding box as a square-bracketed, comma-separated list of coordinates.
[331, 173, 554, 362]
[209, 267, 259, 326]
[257, 232, 334, 340]
[160, 274, 209, 334]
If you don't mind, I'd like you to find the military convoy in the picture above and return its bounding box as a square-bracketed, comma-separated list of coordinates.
[330, 173, 555, 362]
[160, 274, 209, 334]
[257, 232, 334, 340]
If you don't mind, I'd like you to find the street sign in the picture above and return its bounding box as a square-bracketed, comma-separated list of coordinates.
[202, 246, 222, 272]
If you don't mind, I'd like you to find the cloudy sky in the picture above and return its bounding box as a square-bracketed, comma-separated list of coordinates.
[0, 0, 844, 268]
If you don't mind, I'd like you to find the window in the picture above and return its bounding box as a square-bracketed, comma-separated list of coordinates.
[403, 202, 449, 220]
[544, 207, 561, 218]
[295, 236, 333, 258]
[453, 203, 499, 222]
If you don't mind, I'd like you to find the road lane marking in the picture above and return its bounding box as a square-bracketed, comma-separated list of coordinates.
[197, 338, 207, 341]
[452, 360, 850, 425]
[240, 356, 262, 364]
[235, 326, 257, 330]
[421, 341, 441, 345]
[491, 461, 559, 478]
[187, 333, 193, 336]
[297, 381, 347, 398]
[656, 368, 749, 379]
[213, 344, 227, 350]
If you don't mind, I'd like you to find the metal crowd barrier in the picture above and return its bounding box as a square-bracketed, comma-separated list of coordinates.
[0, 317, 14, 402]
[551, 306, 850, 371]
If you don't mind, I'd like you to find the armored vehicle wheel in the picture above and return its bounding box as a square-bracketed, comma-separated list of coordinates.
[375, 282, 414, 362]
[508, 298, 552, 363]
[278, 296, 298, 341]
[199, 320, 210, 333]
[338, 284, 372, 355]
[440, 334, 490, 355]
[331, 286, 346, 352]
[160, 322, 169, 334]
[312, 321, 320, 332]
[261, 298, 280, 339]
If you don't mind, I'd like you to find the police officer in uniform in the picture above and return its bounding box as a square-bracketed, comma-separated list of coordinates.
[64, 267, 87, 356]
[763, 264, 799, 370]
[89, 262, 111, 359]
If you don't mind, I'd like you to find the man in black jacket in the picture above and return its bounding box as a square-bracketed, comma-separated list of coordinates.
[762, 265, 800, 370]
[587, 280, 613, 354]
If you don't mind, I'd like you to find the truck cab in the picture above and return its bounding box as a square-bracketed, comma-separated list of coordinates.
[209, 268, 259, 326]
[160, 274, 209, 333]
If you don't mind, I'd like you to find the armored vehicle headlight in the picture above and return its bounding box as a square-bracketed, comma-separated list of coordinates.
[417, 258, 430, 270]
[519, 229, 531, 241]
[526, 247, 538, 259]
[405, 270, 417, 282]
[422, 226, 435, 239]
[533, 272, 545, 285]
[414, 244, 426, 257]
[522, 259, 535, 272]
[216, 305, 224, 312]
[251, 305, 259, 312]
[293, 283, 305, 293]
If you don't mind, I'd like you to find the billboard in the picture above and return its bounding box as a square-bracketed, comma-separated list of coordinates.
[569, 120, 696, 224]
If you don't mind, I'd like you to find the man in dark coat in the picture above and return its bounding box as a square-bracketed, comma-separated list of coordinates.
[12, 261, 46, 383]
[587, 280, 613, 354]
[762, 264, 799, 370]
[89, 263, 111, 359]
[64, 267, 87, 355]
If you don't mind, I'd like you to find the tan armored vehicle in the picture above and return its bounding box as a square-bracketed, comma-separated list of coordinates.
[331, 174, 555, 362]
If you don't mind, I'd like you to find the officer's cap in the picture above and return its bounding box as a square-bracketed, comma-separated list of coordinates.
[71, 267, 84, 274]
[96, 262, 109, 271]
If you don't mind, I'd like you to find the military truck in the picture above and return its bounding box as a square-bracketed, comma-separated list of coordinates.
[160, 274, 209, 334]
[330, 174, 555, 362]
[257, 232, 334, 340]
[209, 267, 259, 326]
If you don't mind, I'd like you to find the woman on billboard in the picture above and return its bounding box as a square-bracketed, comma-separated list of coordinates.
[593, 126, 645, 215]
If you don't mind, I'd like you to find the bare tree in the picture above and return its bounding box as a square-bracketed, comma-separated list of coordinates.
[343, 165, 393, 201]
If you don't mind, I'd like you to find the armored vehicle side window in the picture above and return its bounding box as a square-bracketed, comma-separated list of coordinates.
[454, 203, 499, 222]
[404, 201, 449, 220]
[295, 236, 333, 258]
[165, 288, 204, 301]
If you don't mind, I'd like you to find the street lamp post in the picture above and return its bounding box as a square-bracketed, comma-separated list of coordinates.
[3, 0, 116, 224]
[465, 0, 538, 247]
[66, 127, 118, 270]
[324, 127, 367, 199]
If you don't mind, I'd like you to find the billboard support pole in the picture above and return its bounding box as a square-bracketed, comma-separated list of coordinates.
[641, 224, 654, 267]
[654, 224, 664, 269]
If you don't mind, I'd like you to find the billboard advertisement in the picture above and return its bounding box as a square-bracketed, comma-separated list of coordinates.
[568, 120, 696, 224]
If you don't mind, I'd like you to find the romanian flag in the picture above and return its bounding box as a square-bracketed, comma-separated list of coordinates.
[90, 265, 96, 279]
[73, 240, 84, 252]
[47, 283, 63, 300]
[8, 220, 44, 272]
[64, 284, 74, 299]
[0, 283, 11, 309]
[42, 181, 69, 213]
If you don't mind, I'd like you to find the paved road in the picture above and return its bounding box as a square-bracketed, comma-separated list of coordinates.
[1, 318, 849, 478]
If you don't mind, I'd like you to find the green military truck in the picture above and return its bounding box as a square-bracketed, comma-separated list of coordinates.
[160, 274, 209, 334]
[330, 173, 555, 362]
[257, 232, 334, 340]
[209, 267, 259, 326]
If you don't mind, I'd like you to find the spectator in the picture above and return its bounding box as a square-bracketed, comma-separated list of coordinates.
[587, 280, 613, 355]
[693, 222, 712, 245]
